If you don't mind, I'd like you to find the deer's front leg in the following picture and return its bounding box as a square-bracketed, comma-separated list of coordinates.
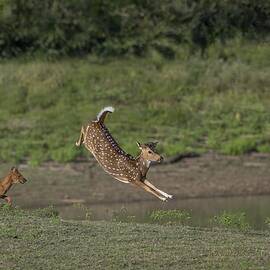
[144, 179, 173, 199]
[75, 126, 85, 147]
[134, 180, 167, 201]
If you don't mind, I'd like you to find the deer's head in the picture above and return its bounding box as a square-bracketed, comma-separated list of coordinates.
[9, 167, 27, 184]
[137, 141, 163, 163]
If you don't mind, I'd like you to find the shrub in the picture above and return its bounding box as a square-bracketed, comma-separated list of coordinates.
[265, 217, 270, 229]
[150, 210, 191, 225]
[211, 211, 250, 231]
[257, 144, 270, 153]
[0, 0, 269, 57]
[221, 137, 258, 155]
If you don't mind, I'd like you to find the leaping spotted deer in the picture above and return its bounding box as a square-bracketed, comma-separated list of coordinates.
[76, 107, 173, 201]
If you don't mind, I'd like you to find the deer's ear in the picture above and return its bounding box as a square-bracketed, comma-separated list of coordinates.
[136, 141, 142, 149]
[153, 141, 158, 147]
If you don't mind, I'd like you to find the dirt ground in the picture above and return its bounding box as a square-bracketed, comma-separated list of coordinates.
[1, 152, 270, 208]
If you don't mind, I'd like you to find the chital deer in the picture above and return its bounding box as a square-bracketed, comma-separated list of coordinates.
[76, 107, 173, 201]
[0, 167, 27, 205]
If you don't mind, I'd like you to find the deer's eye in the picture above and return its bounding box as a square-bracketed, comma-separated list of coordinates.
[148, 151, 152, 154]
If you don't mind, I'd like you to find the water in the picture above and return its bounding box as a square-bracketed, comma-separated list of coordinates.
[56, 195, 270, 230]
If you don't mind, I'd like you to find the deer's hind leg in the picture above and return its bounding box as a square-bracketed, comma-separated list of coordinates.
[144, 179, 173, 199]
[75, 126, 85, 147]
[134, 180, 167, 201]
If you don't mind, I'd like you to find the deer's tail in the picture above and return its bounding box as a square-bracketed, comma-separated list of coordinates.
[96, 106, 114, 123]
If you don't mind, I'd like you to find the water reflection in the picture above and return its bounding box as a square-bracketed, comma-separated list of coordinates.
[56, 195, 270, 230]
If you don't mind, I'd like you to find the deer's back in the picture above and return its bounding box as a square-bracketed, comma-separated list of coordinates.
[84, 121, 140, 182]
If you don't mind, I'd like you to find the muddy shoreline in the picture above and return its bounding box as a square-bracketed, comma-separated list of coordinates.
[0, 152, 269, 208]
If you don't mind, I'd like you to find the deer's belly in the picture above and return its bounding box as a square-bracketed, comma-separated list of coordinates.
[90, 149, 138, 182]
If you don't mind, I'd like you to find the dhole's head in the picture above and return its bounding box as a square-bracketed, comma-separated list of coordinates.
[9, 167, 27, 184]
[137, 141, 163, 162]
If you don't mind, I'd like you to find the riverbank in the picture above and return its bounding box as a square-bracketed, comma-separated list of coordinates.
[0, 207, 269, 270]
[2, 152, 270, 208]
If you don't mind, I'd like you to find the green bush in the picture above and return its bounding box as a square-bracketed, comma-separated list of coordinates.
[0, 0, 269, 57]
[211, 211, 250, 231]
[221, 137, 258, 155]
[265, 217, 270, 229]
[0, 40, 270, 163]
[150, 210, 191, 225]
[257, 144, 270, 154]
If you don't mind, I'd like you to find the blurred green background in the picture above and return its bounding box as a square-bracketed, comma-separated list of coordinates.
[0, 0, 270, 164]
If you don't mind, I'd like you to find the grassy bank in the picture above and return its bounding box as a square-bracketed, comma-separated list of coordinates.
[0, 206, 270, 270]
[0, 39, 270, 164]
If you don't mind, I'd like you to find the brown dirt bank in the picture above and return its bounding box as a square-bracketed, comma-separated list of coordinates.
[1, 152, 270, 208]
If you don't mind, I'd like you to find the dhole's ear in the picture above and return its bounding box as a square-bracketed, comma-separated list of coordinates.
[136, 141, 142, 149]
[10, 167, 17, 172]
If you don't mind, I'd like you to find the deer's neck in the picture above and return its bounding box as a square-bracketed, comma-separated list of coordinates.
[137, 155, 151, 179]
[0, 175, 13, 194]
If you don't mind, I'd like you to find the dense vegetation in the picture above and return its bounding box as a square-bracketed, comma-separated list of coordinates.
[0, 38, 270, 164]
[0, 0, 269, 57]
[0, 1, 269, 163]
[1, 206, 270, 269]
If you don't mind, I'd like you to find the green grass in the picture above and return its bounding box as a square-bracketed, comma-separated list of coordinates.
[0, 206, 270, 270]
[150, 209, 191, 225]
[0, 38, 270, 163]
[210, 211, 251, 231]
[266, 218, 270, 229]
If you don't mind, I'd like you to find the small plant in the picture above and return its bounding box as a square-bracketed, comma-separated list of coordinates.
[150, 210, 191, 225]
[34, 205, 59, 218]
[0, 204, 25, 217]
[112, 207, 135, 223]
[0, 203, 13, 214]
[265, 217, 270, 228]
[73, 203, 92, 220]
[211, 211, 250, 231]
[221, 137, 257, 155]
[257, 144, 270, 153]
[0, 203, 28, 218]
[0, 227, 18, 238]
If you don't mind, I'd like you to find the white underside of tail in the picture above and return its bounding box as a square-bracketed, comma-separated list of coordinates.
[97, 106, 115, 121]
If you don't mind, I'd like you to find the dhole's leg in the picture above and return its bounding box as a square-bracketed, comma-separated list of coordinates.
[144, 179, 173, 199]
[0, 195, 12, 205]
[134, 180, 167, 201]
[5, 196, 12, 205]
[75, 126, 85, 147]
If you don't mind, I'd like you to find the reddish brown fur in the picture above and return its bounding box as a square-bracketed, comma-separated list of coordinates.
[76, 107, 173, 201]
[0, 167, 27, 205]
